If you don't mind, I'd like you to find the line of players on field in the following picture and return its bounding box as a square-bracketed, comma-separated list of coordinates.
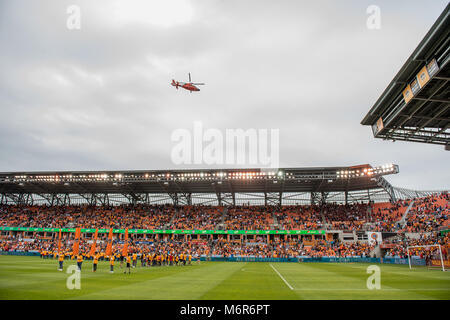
[47, 251, 199, 273]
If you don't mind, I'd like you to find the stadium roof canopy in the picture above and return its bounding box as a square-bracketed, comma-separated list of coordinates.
[0, 164, 438, 206]
[361, 5, 450, 148]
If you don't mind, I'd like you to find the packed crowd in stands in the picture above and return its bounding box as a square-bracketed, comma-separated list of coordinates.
[305, 240, 375, 258]
[0, 204, 175, 229]
[369, 200, 410, 232]
[383, 232, 449, 259]
[224, 206, 274, 230]
[401, 194, 449, 233]
[0, 235, 377, 259]
[322, 203, 369, 231]
[274, 206, 323, 230]
[1, 232, 448, 259]
[209, 238, 375, 258]
[0, 194, 447, 233]
[0, 194, 448, 259]
[170, 206, 223, 230]
[273, 203, 371, 231]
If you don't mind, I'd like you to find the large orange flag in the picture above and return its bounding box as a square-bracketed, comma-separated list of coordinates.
[72, 227, 81, 256]
[122, 228, 129, 256]
[57, 228, 62, 254]
[89, 229, 98, 256]
[105, 228, 113, 256]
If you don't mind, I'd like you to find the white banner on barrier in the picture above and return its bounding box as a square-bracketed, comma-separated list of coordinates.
[367, 232, 382, 245]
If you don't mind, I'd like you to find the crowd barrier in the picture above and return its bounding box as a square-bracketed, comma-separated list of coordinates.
[302, 257, 380, 263]
[202, 256, 298, 262]
[200, 256, 426, 265]
[0, 251, 40, 256]
[381, 256, 426, 266]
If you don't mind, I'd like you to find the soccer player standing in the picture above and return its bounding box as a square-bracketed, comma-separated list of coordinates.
[109, 255, 115, 273]
[77, 254, 83, 271]
[125, 255, 131, 274]
[141, 252, 145, 267]
[132, 253, 137, 268]
[58, 252, 65, 271]
[93, 254, 99, 272]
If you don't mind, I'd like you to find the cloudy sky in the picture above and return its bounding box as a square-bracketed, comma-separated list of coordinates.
[0, 0, 448, 190]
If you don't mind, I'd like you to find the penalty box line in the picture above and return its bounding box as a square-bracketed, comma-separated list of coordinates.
[268, 264, 449, 292]
[269, 263, 294, 290]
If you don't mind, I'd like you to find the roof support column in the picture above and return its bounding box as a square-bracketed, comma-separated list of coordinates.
[311, 192, 320, 205]
[376, 176, 397, 202]
[320, 192, 328, 205]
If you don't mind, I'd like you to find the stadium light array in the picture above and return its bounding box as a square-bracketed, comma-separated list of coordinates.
[7, 171, 284, 183]
[3, 164, 397, 185]
[335, 164, 397, 179]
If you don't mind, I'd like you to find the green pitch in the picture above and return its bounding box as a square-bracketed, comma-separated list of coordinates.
[0, 256, 449, 300]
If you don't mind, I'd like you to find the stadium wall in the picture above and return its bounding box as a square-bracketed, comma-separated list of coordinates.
[204, 256, 425, 265]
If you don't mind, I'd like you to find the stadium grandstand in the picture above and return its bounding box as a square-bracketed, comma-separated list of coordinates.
[361, 4, 450, 149]
[0, 163, 448, 268]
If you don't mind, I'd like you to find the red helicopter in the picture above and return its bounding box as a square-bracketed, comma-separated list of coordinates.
[171, 73, 205, 92]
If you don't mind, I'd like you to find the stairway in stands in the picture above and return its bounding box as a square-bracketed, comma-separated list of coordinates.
[361, 206, 374, 231]
[272, 212, 281, 229]
[369, 244, 381, 258]
[216, 207, 228, 230]
[320, 207, 328, 230]
[398, 200, 415, 228]
[164, 207, 179, 229]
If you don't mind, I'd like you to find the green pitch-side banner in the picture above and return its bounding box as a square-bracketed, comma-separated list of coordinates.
[0, 226, 325, 235]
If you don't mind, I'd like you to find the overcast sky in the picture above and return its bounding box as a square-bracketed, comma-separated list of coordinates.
[0, 0, 448, 191]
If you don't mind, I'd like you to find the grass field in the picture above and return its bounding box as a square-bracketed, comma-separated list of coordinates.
[0, 256, 449, 300]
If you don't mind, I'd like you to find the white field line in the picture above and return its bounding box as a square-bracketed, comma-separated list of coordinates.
[269, 263, 294, 290]
[293, 288, 449, 291]
[268, 264, 449, 292]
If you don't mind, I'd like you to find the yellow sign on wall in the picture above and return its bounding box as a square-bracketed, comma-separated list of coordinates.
[417, 65, 430, 88]
[402, 84, 413, 104]
[401, 58, 439, 105]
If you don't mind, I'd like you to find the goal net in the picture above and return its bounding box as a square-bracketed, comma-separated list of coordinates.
[406, 245, 446, 271]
